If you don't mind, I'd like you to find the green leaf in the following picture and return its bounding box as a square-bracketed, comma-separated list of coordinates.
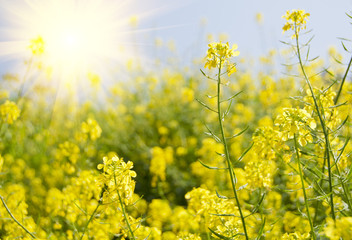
[328, 101, 348, 109]
[227, 126, 249, 139]
[335, 116, 349, 132]
[198, 159, 227, 170]
[220, 91, 243, 103]
[215, 151, 226, 158]
[341, 40, 350, 52]
[223, 99, 233, 119]
[208, 227, 244, 240]
[256, 217, 266, 240]
[237, 142, 254, 162]
[216, 190, 235, 199]
[196, 98, 218, 113]
[237, 183, 248, 191]
[210, 213, 240, 217]
[204, 124, 221, 143]
[246, 192, 266, 218]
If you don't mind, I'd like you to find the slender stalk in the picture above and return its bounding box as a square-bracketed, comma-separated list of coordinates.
[80, 200, 102, 240]
[216, 61, 249, 239]
[114, 173, 136, 240]
[313, 155, 326, 225]
[294, 26, 335, 220]
[293, 135, 316, 239]
[0, 195, 37, 239]
[334, 54, 352, 105]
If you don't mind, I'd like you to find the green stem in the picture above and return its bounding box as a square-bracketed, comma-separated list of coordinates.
[295, 27, 335, 220]
[80, 200, 101, 240]
[157, 181, 167, 200]
[216, 61, 249, 240]
[206, 231, 211, 240]
[293, 135, 316, 239]
[313, 154, 326, 225]
[334, 54, 352, 105]
[114, 174, 136, 240]
[0, 195, 37, 239]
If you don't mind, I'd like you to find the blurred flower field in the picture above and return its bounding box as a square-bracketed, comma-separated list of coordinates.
[1, 7, 352, 240]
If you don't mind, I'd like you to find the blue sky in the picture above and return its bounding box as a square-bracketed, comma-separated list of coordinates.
[141, 0, 352, 65]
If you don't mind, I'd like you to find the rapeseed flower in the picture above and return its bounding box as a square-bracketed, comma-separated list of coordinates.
[97, 155, 136, 205]
[81, 118, 102, 141]
[205, 42, 239, 76]
[275, 108, 316, 146]
[28, 36, 45, 55]
[0, 100, 20, 124]
[282, 9, 310, 38]
[324, 217, 352, 240]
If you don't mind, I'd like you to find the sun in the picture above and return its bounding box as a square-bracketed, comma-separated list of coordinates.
[0, 0, 183, 101]
[0, 0, 151, 95]
[25, 0, 129, 74]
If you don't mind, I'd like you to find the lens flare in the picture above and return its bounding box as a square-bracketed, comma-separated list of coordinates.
[0, 0, 153, 97]
[0, 0, 183, 102]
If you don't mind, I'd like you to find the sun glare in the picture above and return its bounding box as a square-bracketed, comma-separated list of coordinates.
[29, 1, 124, 74]
[0, 0, 179, 100]
[0, 0, 151, 91]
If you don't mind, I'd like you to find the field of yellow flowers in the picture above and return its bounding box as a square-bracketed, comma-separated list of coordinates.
[1, 9, 352, 240]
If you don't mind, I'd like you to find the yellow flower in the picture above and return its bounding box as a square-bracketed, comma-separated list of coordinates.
[129, 15, 138, 27]
[28, 36, 45, 55]
[149, 146, 173, 187]
[281, 232, 310, 239]
[97, 155, 137, 205]
[81, 118, 102, 141]
[256, 12, 263, 24]
[177, 233, 202, 240]
[53, 222, 62, 230]
[324, 217, 352, 240]
[57, 141, 80, 164]
[0, 100, 20, 124]
[181, 87, 194, 103]
[147, 199, 172, 229]
[282, 9, 310, 38]
[204, 42, 239, 76]
[274, 108, 316, 146]
[87, 72, 101, 87]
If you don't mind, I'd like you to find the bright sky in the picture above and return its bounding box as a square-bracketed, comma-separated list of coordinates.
[0, 0, 352, 72]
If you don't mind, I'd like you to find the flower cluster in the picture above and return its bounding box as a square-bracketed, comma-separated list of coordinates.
[204, 42, 239, 76]
[97, 154, 137, 205]
[185, 187, 260, 238]
[275, 107, 316, 146]
[28, 36, 45, 55]
[282, 9, 310, 38]
[81, 117, 102, 141]
[0, 100, 20, 124]
[149, 146, 173, 187]
[304, 88, 341, 129]
[252, 126, 291, 162]
[324, 217, 352, 240]
[55, 141, 80, 174]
